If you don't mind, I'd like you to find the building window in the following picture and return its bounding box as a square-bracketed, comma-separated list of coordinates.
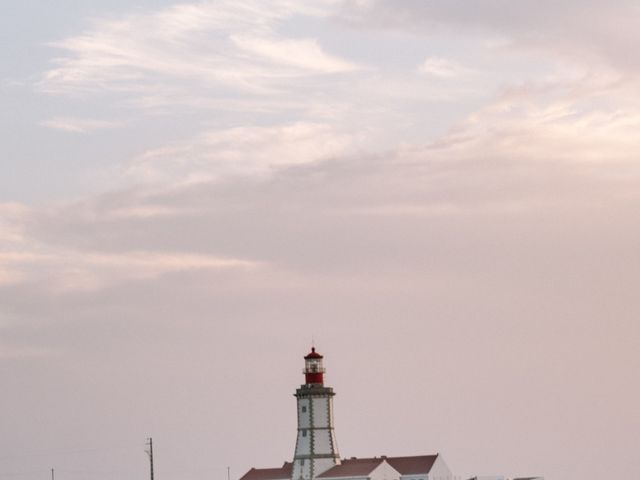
[302, 430, 307, 437]
[301, 406, 307, 413]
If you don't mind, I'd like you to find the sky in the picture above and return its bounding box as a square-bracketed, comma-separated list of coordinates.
[1, 1, 640, 479]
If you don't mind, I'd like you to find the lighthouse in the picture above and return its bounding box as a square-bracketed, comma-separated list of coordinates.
[291, 347, 341, 480]
[238, 348, 538, 480]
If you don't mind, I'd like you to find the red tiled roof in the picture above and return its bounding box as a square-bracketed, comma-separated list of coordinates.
[386, 455, 439, 475]
[239, 463, 293, 480]
[317, 458, 385, 478]
[240, 454, 440, 480]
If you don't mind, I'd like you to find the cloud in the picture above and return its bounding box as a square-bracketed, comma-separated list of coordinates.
[0, 241, 262, 291]
[0, 248, 263, 294]
[7, 3, 640, 480]
[39, 0, 358, 98]
[0, 203, 28, 243]
[230, 35, 358, 73]
[0, 202, 263, 292]
[340, 0, 640, 73]
[16, 77, 640, 274]
[418, 56, 470, 78]
[22, 62, 640, 273]
[6, 66, 640, 478]
[40, 117, 123, 133]
[124, 122, 365, 185]
[453, 77, 640, 168]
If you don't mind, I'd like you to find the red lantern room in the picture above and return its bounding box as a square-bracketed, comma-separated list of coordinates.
[303, 347, 326, 385]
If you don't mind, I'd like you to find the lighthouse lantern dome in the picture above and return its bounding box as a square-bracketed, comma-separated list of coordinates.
[303, 347, 326, 385]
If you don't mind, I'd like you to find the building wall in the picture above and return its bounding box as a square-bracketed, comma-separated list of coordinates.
[293, 396, 336, 458]
[294, 429, 311, 458]
[400, 474, 427, 480]
[292, 389, 340, 480]
[314, 458, 341, 478]
[292, 459, 311, 480]
[313, 397, 329, 426]
[319, 476, 368, 480]
[311, 397, 334, 456]
[298, 398, 311, 429]
[370, 461, 401, 480]
[426, 456, 453, 480]
[321, 461, 401, 480]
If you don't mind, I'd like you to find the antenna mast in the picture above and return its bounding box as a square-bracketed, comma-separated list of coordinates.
[145, 438, 154, 480]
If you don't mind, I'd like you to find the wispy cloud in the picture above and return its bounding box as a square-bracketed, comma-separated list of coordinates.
[231, 35, 358, 73]
[40, 117, 123, 133]
[0, 203, 28, 243]
[449, 75, 640, 167]
[125, 122, 365, 185]
[39, 0, 358, 99]
[418, 57, 470, 78]
[0, 246, 263, 292]
[341, 0, 640, 74]
[0, 202, 263, 291]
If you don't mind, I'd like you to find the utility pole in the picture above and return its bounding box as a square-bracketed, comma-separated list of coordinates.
[51, 468, 54, 480]
[145, 438, 154, 480]
[227, 466, 231, 480]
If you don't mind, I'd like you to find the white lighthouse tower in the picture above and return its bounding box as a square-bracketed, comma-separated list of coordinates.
[291, 347, 341, 480]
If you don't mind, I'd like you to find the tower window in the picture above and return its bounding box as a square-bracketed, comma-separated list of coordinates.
[302, 430, 307, 437]
[301, 406, 307, 413]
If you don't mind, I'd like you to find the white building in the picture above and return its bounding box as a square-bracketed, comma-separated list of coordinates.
[318, 455, 453, 480]
[466, 475, 545, 479]
[238, 348, 541, 480]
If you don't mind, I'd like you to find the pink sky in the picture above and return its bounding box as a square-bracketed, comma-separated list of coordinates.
[1, 1, 639, 479]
